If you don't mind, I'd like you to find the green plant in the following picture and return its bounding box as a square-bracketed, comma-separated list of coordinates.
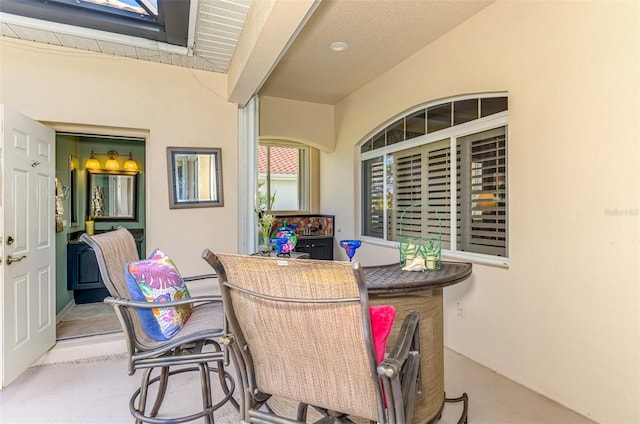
[256, 182, 276, 246]
[256, 182, 276, 215]
[258, 213, 275, 247]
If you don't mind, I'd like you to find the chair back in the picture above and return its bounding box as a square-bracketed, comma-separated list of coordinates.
[80, 228, 138, 297]
[80, 228, 156, 348]
[204, 252, 385, 421]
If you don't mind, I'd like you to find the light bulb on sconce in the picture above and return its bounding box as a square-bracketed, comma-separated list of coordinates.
[104, 151, 120, 170]
[85, 151, 101, 170]
[123, 152, 139, 171]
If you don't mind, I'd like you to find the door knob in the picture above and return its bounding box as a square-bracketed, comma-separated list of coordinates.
[6, 236, 14, 245]
[6, 255, 26, 265]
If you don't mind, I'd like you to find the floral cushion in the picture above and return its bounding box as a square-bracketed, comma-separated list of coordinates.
[125, 249, 193, 341]
[370, 305, 396, 364]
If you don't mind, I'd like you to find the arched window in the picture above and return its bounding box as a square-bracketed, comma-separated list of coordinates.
[360, 94, 508, 260]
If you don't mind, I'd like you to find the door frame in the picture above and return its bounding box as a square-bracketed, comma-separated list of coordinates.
[48, 121, 148, 312]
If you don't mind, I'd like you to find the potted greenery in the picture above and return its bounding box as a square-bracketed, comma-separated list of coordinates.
[256, 183, 276, 255]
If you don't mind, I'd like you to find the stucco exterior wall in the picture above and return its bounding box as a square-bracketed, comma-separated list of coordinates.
[259, 95, 334, 151]
[327, 1, 640, 423]
[0, 38, 239, 276]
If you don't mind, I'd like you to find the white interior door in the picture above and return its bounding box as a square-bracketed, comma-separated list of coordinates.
[1, 105, 56, 388]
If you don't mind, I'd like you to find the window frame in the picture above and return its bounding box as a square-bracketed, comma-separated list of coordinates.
[258, 141, 312, 214]
[359, 94, 509, 266]
[1, 0, 190, 47]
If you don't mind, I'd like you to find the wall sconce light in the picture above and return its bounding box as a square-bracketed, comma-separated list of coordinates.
[104, 151, 120, 170]
[123, 152, 139, 171]
[85, 151, 101, 170]
[85, 150, 138, 171]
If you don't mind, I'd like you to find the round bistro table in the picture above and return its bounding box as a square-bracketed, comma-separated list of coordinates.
[364, 261, 472, 423]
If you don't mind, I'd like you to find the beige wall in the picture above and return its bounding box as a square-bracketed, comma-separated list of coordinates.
[259, 95, 334, 151]
[325, 1, 639, 423]
[0, 38, 239, 276]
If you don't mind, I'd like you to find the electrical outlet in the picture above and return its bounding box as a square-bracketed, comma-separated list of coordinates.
[456, 302, 465, 317]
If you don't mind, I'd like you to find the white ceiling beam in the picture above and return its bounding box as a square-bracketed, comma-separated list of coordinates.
[226, 0, 319, 107]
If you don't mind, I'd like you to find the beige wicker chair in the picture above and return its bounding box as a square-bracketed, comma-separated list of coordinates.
[81, 228, 236, 424]
[202, 250, 421, 424]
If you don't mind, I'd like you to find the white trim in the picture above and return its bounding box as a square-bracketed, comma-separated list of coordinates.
[246, 1, 322, 102]
[442, 250, 509, 269]
[360, 111, 507, 161]
[186, 0, 199, 56]
[449, 136, 458, 252]
[0, 12, 188, 55]
[359, 237, 509, 268]
[237, 95, 259, 255]
[56, 300, 76, 325]
[358, 91, 509, 148]
[34, 333, 126, 366]
[257, 142, 312, 214]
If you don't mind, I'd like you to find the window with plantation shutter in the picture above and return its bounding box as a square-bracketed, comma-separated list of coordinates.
[362, 156, 385, 238]
[425, 140, 459, 251]
[360, 94, 508, 261]
[390, 147, 422, 242]
[458, 127, 507, 256]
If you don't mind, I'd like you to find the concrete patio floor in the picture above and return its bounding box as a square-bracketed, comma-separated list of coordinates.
[0, 341, 596, 424]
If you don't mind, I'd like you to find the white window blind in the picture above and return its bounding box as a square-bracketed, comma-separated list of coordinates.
[458, 127, 507, 256]
[360, 94, 508, 260]
[391, 147, 422, 242]
[362, 156, 385, 238]
[426, 140, 458, 250]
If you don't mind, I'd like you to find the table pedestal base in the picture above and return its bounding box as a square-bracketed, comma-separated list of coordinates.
[369, 288, 444, 423]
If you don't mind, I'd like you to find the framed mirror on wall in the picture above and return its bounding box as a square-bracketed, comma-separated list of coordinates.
[87, 169, 138, 220]
[167, 147, 224, 209]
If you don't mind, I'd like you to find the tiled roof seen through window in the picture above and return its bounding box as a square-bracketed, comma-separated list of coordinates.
[258, 146, 298, 175]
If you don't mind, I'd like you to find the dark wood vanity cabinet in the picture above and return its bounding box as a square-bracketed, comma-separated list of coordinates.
[67, 230, 144, 304]
[67, 242, 109, 304]
[295, 237, 334, 260]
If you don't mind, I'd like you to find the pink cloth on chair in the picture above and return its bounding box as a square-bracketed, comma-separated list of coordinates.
[370, 305, 396, 364]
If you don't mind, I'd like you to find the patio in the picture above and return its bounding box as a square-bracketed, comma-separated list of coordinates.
[0, 335, 595, 423]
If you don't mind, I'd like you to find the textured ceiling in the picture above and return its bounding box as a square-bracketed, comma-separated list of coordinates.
[0, 0, 494, 105]
[259, 0, 494, 104]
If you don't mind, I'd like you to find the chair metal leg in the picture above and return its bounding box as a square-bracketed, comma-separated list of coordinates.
[196, 363, 213, 424]
[215, 357, 239, 410]
[136, 368, 154, 424]
[296, 403, 309, 421]
[444, 392, 469, 424]
[149, 367, 170, 417]
[128, 363, 235, 424]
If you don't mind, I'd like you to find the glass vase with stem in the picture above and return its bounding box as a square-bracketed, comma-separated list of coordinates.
[258, 213, 275, 256]
[339, 240, 362, 262]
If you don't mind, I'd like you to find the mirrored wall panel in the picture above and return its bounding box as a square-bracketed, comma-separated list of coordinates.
[167, 147, 224, 209]
[87, 169, 138, 220]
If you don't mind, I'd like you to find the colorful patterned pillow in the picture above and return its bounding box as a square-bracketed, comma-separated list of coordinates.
[370, 305, 396, 364]
[125, 249, 193, 341]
